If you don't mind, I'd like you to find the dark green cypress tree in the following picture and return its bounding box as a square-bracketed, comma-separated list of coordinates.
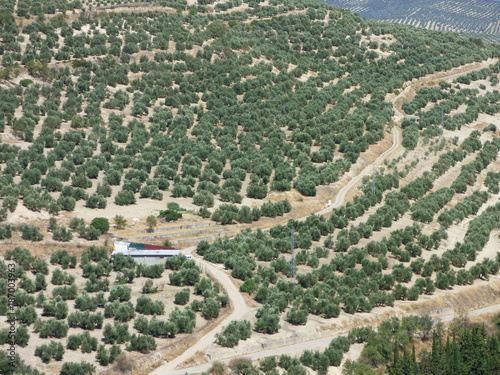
[448, 336, 462, 375]
[401, 346, 413, 375]
[485, 335, 500, 374]
[431, 332, 447, 375]
[410, 345, 420, 375]
[469, 325, 487, 375]
[389, 342, 403, 375]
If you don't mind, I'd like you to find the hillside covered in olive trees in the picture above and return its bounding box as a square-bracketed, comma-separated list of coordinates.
[1, 0, 500, 374]
[0, 0, 497, 226]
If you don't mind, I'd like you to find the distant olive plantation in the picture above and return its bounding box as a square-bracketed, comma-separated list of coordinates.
[325, 0, 500, 43]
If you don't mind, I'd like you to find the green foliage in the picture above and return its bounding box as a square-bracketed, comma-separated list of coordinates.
[254, 306, 281, 334]
[136, 295, 165, 315]
[52, 284, 78, 300]
[38, 319, 69, 338]
[67, 311, 103, 330]
[169, 267, 200, 286]
[18, 224, 43, 241]
[158, 209, 182, 222]
[169, 308, 196, 333]
[90, 217, 110, 234]
[51, 268, 75, 285]
[201, 297, 221, 320]
[146, 215, 158, 233]
[34, 341, 65, 363]
[108, 285, 132, 302]
[286, 307, 309, 325]
[114, 190, 136, 206]
[66, 332, 98, 353]
[138, 264, 165, 279]
[60, 362, 96, 375]
[216, 320, 252, 348]
[42, 297, 68, 319]
[114, 215, 128, 229]
[174, 288, 190, 305]
[127, 334, 156, 353]
[142, 279, 158, 294]
[103, 322, 130, 345]
[104, 301, 135, 322]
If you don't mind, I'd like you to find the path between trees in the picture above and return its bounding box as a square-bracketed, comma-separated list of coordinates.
[149, 58, 498, 375]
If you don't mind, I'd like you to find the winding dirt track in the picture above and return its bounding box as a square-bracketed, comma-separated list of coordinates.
[149, 249, 247, 374]
[313, 126, 400, 217]
[150, 58, 499, 375]
[161, 301, 500, 375]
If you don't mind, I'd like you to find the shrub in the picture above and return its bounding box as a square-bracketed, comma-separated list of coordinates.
[136, 295, 165, 315]
[67, 312, 103, 330]
[67, 334, 82, 350]
[0, 325, 30, 347]
[52, 284, 78, 300]
[139, 264, 165, 278]
[85, 276, 110, 293]
[104, 301, 135, 322]
[158, 209, 182, 222]
[34, 341, 65, 363]
[170, 268, 200, 286]
[59, 362, 96, 375]
[75, 292, 98, 311]
[80, 332, 99, 353]
[52, 226, 73, 241]
[111, 253, 136, 272]
[114, 190, 136, 205]
[169, 308, 196, 333]
[215, 320, 252, 348]
[42, 297, 68, 319]
[50, 250, 77, 269]
[142, 279, 158, 294]
[51, 269, 75, 285]
[38, 319, 69, 338]
[96, 345, 110, 366]
[81, 246, 109, 264]
[201, 297, 221, 320]
[127, 334, 156, 353]
[0, 225, 13, 239]
[108, 285, 132, 302]
[103, 322, 130, 344]
[86, 194, 107, 209]
[80, 225, 102, 240]
[286, 308, 309, 325]
[145, 215, 157, 233]
[254, 306, 281, 334]
[90, 217, 110, 234]
[114, 215, 127, 229]
[116, 268, 135, 284]
[174, 288, 190, 305]
[19, 224, 43, 241]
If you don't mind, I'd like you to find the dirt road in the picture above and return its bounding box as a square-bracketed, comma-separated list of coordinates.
[163, 302, 500, 375]
[149, 247, 249, 375]
[312, 126, 401, 218]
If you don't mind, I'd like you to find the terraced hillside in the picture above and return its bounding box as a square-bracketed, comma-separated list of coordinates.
[325, 0, 500, 43]
[0, 0, 500, 374]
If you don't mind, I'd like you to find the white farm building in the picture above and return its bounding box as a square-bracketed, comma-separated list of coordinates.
[111, 241, 191, 265]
